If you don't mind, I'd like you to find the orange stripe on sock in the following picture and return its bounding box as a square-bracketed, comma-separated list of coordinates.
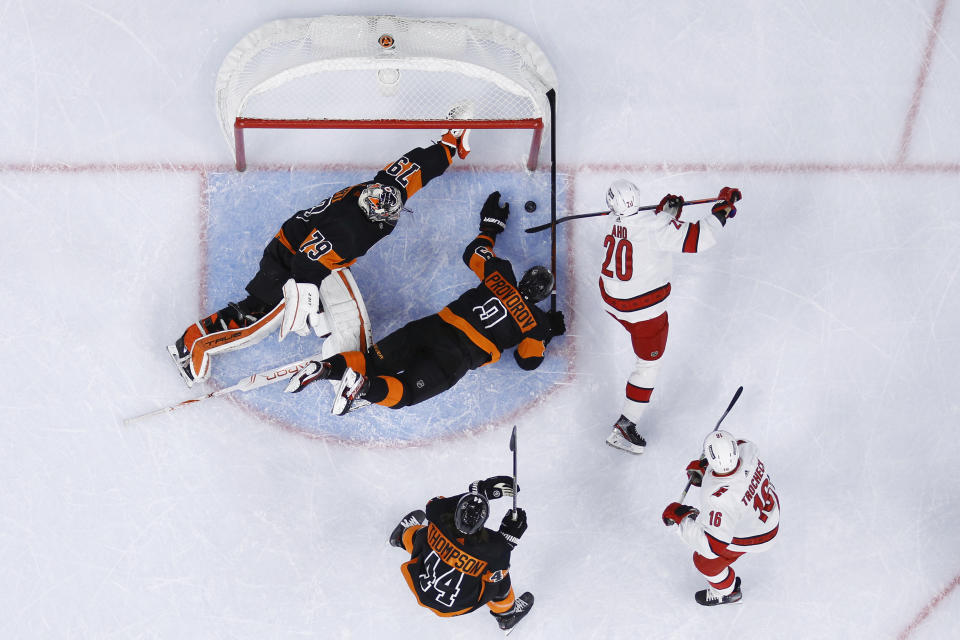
[342, 351, 367, 375]
[487, 587, 515, 614]
[375, 376, 405, 407]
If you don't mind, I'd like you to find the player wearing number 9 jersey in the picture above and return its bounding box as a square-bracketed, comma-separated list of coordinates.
[663, 431, 780, 606]
[600, 181, 742, 454]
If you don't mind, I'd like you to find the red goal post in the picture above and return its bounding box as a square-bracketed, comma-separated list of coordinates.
[216, 16, 558, 171]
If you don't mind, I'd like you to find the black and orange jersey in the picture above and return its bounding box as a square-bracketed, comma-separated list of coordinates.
[439, 234, 553, 370]
[272, 143, 452, 286]
[401, 495, 514, 617]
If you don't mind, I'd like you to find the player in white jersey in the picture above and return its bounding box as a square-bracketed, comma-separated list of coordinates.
[662, 430, 780, 606]
[601, 181, 742, 454]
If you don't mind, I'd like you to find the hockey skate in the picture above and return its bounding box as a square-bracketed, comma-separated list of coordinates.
[440, 101, 474, 159]
[695, 577, 742, 606]
[491, 591, 534, 634]
[605, 415, 646, 454]
[284, 360, 332, 393]
[331, 367, 371, 415]
[388, 510, 426, 548]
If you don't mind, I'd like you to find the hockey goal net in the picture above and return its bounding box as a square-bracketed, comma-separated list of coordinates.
[216, 16, 558, 171]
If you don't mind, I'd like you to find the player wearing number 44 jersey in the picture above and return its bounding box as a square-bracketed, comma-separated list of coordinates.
[389, 477, 534, 632]
[662, 431, 780, 606]
[601, 181, 742, 454]
[167, 117, 472, 387]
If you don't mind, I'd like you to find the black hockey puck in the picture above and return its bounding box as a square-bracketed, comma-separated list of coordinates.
[524, 200, 537, 212]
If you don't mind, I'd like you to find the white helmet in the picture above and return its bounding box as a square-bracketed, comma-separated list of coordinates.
[606, 179, 642, 217]
[703, 430, 740, 475]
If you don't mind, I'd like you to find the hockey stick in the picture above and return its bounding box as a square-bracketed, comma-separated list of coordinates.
[510, 425, 519, 520]
[123, 357, 315, 425]
[678, 386, 744, 503]
[523, 197, 722, 234]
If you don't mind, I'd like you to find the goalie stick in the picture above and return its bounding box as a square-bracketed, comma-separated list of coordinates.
[678, 386, 744, 503]
[123, 357, 315, 425]
[523, 197, 722, 233]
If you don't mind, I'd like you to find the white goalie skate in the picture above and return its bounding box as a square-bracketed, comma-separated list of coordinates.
[331, 367, 371, 415]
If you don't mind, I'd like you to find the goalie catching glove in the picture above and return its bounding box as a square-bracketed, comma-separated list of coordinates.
[662, 502, 700, 526]
[479, 191, 510, 235]
[470, 476, 517, 500]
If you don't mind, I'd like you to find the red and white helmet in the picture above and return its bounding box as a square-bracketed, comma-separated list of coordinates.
[606, 179, 642, 217]
[703, 430, 740, 475]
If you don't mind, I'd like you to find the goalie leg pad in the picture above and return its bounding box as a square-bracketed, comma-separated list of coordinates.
[170, 299, 284, 386]
[318, 268, 373, 355]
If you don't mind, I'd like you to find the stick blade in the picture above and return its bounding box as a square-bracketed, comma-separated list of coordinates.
[509, 425, 517, 452]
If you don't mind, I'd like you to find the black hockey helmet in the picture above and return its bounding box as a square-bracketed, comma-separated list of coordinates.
[454, 492, 489, 535]
[518, 265, 554, 303]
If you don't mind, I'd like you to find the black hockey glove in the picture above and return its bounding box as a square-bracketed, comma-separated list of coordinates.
[686, 457, 708, 487]
[546, 310, 566, 336]
[499, 508, 528, 548]
[470, 476, 517, 500]
[662, 502, 700, 527]
[479, 191, 510, 235]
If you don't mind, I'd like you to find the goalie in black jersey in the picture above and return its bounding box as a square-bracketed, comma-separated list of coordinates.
[168, 121, 472, 387]
[388, 477, 534, 631]
[283, 191, 567, 412]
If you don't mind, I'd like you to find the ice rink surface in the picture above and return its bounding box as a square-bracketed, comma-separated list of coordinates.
[1, 1, 958, 639]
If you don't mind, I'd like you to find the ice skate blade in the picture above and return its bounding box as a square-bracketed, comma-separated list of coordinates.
[167, 344, 195, 388]
[605, 432, 645, 454]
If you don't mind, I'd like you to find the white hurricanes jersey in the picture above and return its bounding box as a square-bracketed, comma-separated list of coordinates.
[599, 209, 725, 322]
[678, 440, 780, 556]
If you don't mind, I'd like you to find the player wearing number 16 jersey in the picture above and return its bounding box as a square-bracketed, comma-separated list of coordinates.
[600, 181, 742, 454]
[662, 431, 780, 606]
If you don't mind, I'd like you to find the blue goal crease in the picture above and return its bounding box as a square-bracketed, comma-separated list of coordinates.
[203, 168, 571, 443]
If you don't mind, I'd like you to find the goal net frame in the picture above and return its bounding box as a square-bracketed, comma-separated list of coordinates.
[216, 16, 558, 171]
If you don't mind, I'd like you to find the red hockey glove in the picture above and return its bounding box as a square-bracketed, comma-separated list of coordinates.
[662, 502, 700, 526]
[655, 194, 684, 219]
[686, 457, 708, 487]
[711, 187, 742, 226]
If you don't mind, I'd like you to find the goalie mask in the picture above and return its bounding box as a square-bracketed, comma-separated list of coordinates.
[518, 265, 554, 303]
[454, 492, 489, 535]
[358, 183, 402, 225]
[606, 179, 642, 217]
